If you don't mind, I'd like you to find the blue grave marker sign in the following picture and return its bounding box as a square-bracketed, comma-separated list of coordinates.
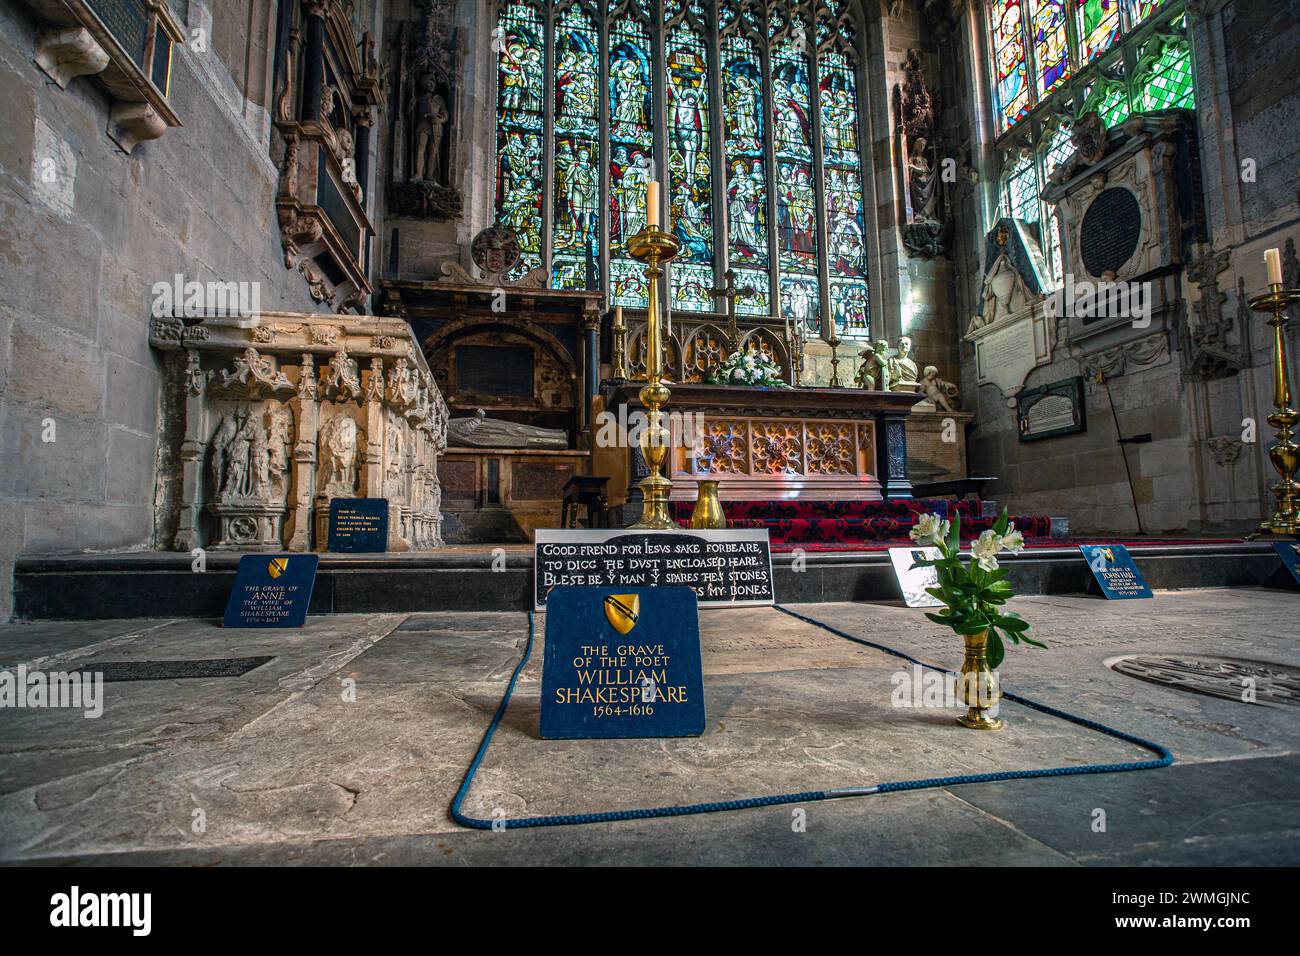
[223, 554, 320, 627]
[1079, 544, 1153, 599]
[328, 497, 389, 553]
[1273, 541, 1300, 587]
[540, 586, 706, 739]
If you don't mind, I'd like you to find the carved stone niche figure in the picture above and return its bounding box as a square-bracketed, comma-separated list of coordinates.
[318, 413, 362, 498]
[907, 136, 937, 222]
[211, 407, 275, 503]
[412, 74, 449, 183]
[447, 408, 568, 449]
[888, 335, 920, 391]
[919, 365, 961, 412]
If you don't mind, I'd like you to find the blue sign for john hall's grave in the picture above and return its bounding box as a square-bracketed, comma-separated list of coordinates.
[223, 554, 320, 627]
[1079, 544, 1153, 599]
[328, 497, 389, 552]
[540, 586, 706, 740]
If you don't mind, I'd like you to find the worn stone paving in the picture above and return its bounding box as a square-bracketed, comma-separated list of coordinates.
[0, 589, 1297, 865]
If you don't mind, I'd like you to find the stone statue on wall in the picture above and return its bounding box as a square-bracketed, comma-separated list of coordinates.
[447, 409, 568, 449]
[388, 1, 463, 219]
[895, 49, 946, 258]
[888, 335, 920, 391]
[210, 408, 280, 503]
[856, 341, 892, 391]
[319, 414, 362, 498]
[412, 75, 449, 183]
[919, 365, 961, 412]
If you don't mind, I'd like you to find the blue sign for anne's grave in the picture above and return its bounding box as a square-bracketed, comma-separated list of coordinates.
[1079, 544, 1153, 600]
[223, 554, 320, 627]
[540, 586, 706, 740]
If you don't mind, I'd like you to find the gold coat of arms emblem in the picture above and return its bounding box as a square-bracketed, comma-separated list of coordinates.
[603, 594, 640, 634]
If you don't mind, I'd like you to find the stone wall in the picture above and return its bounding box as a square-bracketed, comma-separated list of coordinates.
[0, 1, 324, 618]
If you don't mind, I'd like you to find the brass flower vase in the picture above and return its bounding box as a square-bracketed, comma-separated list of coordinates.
[689, 479, 726, 529]
[955, 630, 1004, 731]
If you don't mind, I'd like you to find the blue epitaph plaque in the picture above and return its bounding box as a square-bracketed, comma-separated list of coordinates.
[1274, 542, 1300, 586]
[1079, 545, 1153, 599]
[540, 586, 706, 739]
[223, 554, 319, 627]
[328, 498, 389, 553]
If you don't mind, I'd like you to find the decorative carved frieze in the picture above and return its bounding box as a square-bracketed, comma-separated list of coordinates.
[150, 312, 449, 553]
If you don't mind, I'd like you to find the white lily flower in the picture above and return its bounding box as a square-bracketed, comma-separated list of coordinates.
[971, 529, 1002, 571]
[1001, 525, 1025, 553]
[909, 512, 948, 544]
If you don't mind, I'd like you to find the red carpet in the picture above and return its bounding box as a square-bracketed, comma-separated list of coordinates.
[763, 537, 1244, 554]
[668, 497, 1053, 549]
[666, 497, 1241, 552]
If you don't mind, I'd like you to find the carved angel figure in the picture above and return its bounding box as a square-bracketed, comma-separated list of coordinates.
[919, 365, 961, 412]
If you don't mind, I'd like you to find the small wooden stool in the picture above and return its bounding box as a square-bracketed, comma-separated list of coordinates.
[561, 476, 610, 529]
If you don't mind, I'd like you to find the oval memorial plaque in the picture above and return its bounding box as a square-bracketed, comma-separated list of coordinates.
[1080, 187, 1141, 278]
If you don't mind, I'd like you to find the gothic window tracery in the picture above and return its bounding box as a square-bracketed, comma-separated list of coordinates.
[493, 0, 873, 338]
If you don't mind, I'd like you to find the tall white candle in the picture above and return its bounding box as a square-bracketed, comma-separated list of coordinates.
[647, 181, 660, 228]
[1265, 247, 1283, 286]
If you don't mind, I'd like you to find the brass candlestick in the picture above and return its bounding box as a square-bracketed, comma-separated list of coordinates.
[627, 223, 681, 530]
[1248, 284, 1300, 537]
[827, 331, 842, 388]
[785, 323, 805, 386]
[610, 308, 628, 381]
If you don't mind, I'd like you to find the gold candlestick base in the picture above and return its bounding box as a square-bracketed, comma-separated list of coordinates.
[627, 224, 681, 531]
[1247, 285, 1300, 539]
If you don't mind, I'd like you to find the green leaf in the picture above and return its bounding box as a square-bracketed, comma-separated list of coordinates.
[956, 619, 989, 635]
[947, 510, 961, 553]
[1021, 635, 1048, 649]
[998, 615, 1030, 632]
[987, 630, 1006, 670]
[924, 612, 954, 627]
[993, 508, 1009, 537]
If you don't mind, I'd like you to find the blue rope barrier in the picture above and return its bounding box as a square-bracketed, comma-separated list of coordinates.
[449, 605, 1173, 830]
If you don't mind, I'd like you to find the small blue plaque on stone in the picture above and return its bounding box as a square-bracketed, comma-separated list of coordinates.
[1273, 541, 1300, 586]
[540, 586, 706, 740]
[328, 498, 389, 553]
[1079, 544, 1153, 599]
[223, 554, 320, 628]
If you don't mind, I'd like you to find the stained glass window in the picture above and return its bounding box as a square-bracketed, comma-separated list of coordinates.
[1077, 0, 1121, 61]
[984, 2, 1194, 288]
[821, 47, 869, 337]
[492, 0, 873, 335]
[1130, 0, 1166, 23]
[552, 6, 601, 291]
[1134, 34, 1194, 111]
[608, 10, 655, 307]
[773, 18, 820, 333]
[990, 1, 1028, 129]
[667, 10, 714, 311]
[494, 1, 545, 281]
[721, 30, 769, 316]
[1031, 1, 1070, 96]
[1004, 155, 1039, 224]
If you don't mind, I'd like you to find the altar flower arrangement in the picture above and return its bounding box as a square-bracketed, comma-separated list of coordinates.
[705, 348, 789, 388]
[910, 509, 1045, 730]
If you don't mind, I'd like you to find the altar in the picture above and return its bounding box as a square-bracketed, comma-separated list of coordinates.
[594, 381, 924, 514]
